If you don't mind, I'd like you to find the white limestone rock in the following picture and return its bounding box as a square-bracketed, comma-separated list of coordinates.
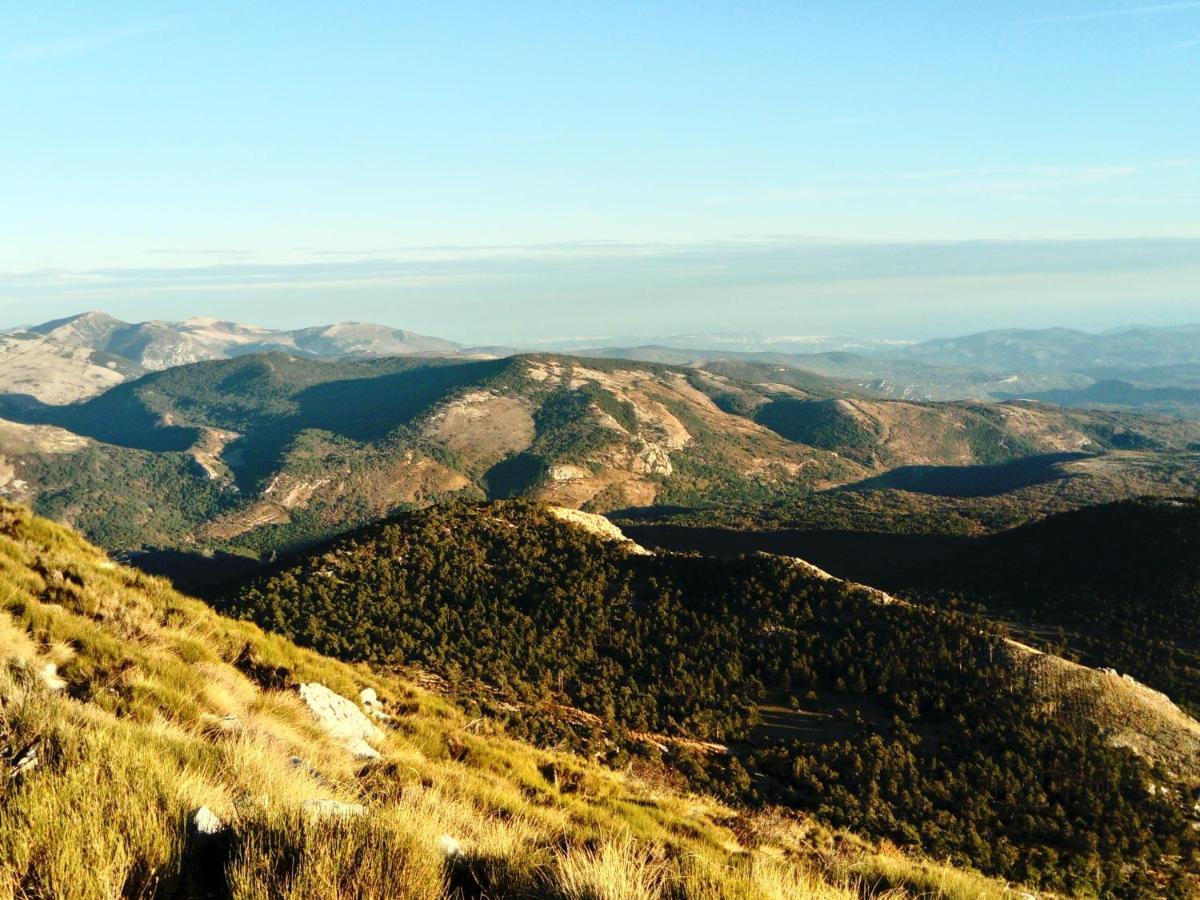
[297, 682, 384, 759]
[40, 663, 66, 691]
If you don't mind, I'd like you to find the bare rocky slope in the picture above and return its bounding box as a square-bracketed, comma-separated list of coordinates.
[0, 331, 135, 405]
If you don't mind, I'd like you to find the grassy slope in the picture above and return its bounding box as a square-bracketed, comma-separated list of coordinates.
[0, 500, 1015, 900]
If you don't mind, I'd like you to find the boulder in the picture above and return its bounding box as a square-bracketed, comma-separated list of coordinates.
[297, 682, 384, 759]
[9, 745, 38, 780]
[360, 686, 393, 722]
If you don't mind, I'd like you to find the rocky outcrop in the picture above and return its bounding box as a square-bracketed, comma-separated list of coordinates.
[548, 507, 649, 554]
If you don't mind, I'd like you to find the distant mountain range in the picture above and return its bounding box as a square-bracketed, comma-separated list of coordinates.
[892, 324, 1200, 372]
[576, 323, 1200, 417]
[1, 311, 1199, 555]
[555, 323, 1200, 369]
[8, 312, 1200, 414]
[0, 311, 467, 404]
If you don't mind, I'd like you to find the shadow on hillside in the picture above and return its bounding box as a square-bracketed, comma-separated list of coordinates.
[997, 379, 1200, 410]
[118, 548, 267, 597]
[483, 451, 547, 499]
[0, 356, 514, 492]
[605, 504, 700, 520]
[832, 451, 1089, 498]
[0, 392, 56, 415]
[0, 385, 201, 452]
[221, 357, 511, 489]
[621, 524, 969, 585]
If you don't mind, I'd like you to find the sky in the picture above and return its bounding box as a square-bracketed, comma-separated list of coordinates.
[1, 1, 1198, 344]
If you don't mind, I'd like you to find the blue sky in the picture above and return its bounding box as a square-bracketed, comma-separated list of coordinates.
[1, 2, 1197, 343]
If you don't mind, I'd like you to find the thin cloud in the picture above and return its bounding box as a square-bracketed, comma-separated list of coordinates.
[1016, 2, 1200, 25]
[897, 164, 1139, 183]
[4, 236, 1199, 299]
[5, 23, 161, 62]
[3, 238, 1198, 342]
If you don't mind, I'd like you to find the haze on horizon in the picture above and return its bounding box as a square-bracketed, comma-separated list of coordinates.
[2, 2, 1197, 344]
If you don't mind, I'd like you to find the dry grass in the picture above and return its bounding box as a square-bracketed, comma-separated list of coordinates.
[0, 501, 1023, 899]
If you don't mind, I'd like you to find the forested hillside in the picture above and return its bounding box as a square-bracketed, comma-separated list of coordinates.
[892, 497, 1200, 717]
[227, 501, 1200, 897]
[4, 351, 1200, 558]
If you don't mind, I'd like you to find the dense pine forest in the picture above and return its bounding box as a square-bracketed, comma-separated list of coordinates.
[227, 502, 1199, 897]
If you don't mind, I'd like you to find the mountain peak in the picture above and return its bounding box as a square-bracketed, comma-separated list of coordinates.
[30, 309, 124, 334]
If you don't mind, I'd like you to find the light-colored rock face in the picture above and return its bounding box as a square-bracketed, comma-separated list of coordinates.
[5, 312, 463, 391]
[297, 682, 384, 760]
[548, 507, 650, 554]
[0, 333, 128, 404]
[40, 663, 67, 691]
[291, 322, 461, 357]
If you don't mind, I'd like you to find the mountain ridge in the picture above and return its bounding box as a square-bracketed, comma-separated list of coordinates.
[0, 311, 468, 405]
[2, 350, 1199, 554]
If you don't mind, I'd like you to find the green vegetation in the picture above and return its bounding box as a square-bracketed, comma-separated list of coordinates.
[960, 407, 1041, 463]
[754, 400, 879, 462]
[579, 382, 639, 434]
[24, 443, 234, 547]
[227, 501, 1199, 896]
[42, 354, 511, 489]
[7, 351, 1200, 566]
[0, 500, 1027, 899]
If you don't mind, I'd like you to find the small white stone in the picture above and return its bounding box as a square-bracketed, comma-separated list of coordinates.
[192, 806, 225, 835]
[40, 663, 67, 691]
